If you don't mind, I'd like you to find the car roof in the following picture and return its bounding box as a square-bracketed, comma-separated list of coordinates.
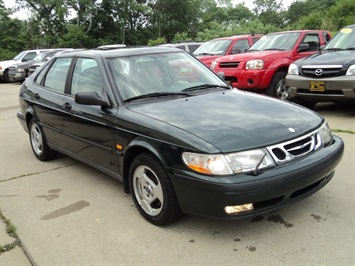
[213, 34, 263, 40]
[55, 47, 184, 59]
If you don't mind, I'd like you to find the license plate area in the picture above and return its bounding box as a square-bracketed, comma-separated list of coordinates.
[309, 81, 325, 92]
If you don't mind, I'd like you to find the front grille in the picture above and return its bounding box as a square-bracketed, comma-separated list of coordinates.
[301, 65, 343, 78]
[9, 66, 16, 71]
[220, 62, 239, 68]
[267, 130, 322, 165]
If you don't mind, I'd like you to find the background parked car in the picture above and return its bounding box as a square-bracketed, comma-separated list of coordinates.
[17, 47, 343, 226]
[0, 48, 70, 82]
[158, 42, 203, 53]
[0, 49, 46, 82]
[9, 50, 70, 82]
[210, 30, 331, 99]
[286, 24, 355, 108]
[193, 34, 262, 67]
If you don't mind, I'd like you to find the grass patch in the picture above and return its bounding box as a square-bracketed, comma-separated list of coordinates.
[0, 211, 20, 254]
[332, 129, 355, 135]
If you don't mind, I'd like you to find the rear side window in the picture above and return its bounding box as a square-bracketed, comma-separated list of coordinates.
[43, 58, 72, 93]
[188, 44, 200, 53]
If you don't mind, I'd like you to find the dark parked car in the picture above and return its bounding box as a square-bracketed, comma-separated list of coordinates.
[17, 47, 344, 226]
[287, 24, 355, 108]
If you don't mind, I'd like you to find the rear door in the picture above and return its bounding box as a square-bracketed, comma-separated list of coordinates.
[30, 57, 72, 149]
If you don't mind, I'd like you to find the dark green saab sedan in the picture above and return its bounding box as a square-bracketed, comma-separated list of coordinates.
[17, 47, 344, 226]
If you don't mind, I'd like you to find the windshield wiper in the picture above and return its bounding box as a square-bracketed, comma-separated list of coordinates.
[247, 49, 259, 52]
[263, 48, 285, 51]
[124, 92, 189, 103]
[182, 84, 230, 92]
[345, 47, 355, 50]
[195, 52, 215, 56]
[324, 48, 345, 51]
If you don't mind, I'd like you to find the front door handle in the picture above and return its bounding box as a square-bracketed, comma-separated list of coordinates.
[63, 102, 72, 111]
[34, 93, 40, 100]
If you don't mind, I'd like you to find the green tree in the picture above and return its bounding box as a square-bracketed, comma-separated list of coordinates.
[16, 0, 68, 46]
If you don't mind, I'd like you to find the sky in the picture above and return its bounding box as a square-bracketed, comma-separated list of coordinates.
[4, 0, 296, 19]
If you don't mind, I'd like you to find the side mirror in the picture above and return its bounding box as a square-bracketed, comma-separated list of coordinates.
[297, 43, 310, 52]
[75, 91, 110, 107]
[217, 71, 225, 80]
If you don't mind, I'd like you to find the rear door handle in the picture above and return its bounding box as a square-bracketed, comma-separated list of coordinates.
[34, 93, 40, 100]
[62, 102, 72, 111]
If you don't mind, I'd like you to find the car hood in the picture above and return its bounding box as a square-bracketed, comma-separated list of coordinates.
[296, 50, 355, 66]
[127, 90, 323, 153]
[10, 61, 33, 68]
[0, 60, 16, 68]
[195, 55, 220, 66]
[216, 50, 291, 62]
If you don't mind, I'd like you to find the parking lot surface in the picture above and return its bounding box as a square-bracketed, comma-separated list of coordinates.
[1, 82, 354, 265]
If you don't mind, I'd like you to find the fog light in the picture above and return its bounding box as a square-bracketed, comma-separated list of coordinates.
[224, 204, 254, 214]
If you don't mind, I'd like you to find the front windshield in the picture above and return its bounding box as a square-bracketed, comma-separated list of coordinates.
[250, 32, 301, 51]
[193, 39, 232, 56]
[108, 51, 227, 101]
[13, 51, 26, 61]
[32, 53, 49, 63]
[325, 27, 355, 50]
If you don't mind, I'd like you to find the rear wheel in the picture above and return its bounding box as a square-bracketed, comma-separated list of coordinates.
[29, 118, 57, 161]
[129, 153, 182, 226]
[266, 71, 289, 100]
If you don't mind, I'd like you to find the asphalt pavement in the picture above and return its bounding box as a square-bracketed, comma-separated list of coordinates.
[1, 82, 354, 265]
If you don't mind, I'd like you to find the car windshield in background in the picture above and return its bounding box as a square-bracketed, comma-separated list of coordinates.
[249, 32, 301, 51]
[108, 51, 227, 101]
[13, 51, 26, 61]
[324, 27, 355, 50]
[193, 39, 232, 56]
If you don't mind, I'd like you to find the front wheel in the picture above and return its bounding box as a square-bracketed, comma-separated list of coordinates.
[266, 71, 289, 100]
[29, 118, 57, 161]
[129, 153, 182, 226]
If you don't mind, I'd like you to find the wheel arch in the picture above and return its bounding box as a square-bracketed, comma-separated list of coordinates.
[123, 139, 167, 193]
[24, 106, 36, 130]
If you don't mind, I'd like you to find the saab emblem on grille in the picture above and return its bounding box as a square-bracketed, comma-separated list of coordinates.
[315, 69, 323, 76]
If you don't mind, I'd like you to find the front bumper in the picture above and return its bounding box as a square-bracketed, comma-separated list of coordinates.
[9, 72, 26, 82]
[287, 74, 355, 103]
[214, 66, 273, 90]
[170, 136, 344, 219]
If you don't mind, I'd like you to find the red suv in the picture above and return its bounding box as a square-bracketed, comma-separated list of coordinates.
[193, 34, 262, 67]
[210, 30, 331, 99]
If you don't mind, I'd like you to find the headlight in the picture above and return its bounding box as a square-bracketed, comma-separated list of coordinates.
[17, 68, 26, 73]
[346, 64, 355, 75]
[210, 61, 217, 70]
[288, 63, 299, 75]
[246, 59, 264, 69]
[182, 149, 275, 176]
[318, 122, 333, 146]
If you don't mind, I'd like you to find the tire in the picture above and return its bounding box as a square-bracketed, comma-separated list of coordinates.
[3, 70, 11, 83]
[129, 153, 182, 226]
[29, 118, 57, 161]
[266, 71, 289, 100]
